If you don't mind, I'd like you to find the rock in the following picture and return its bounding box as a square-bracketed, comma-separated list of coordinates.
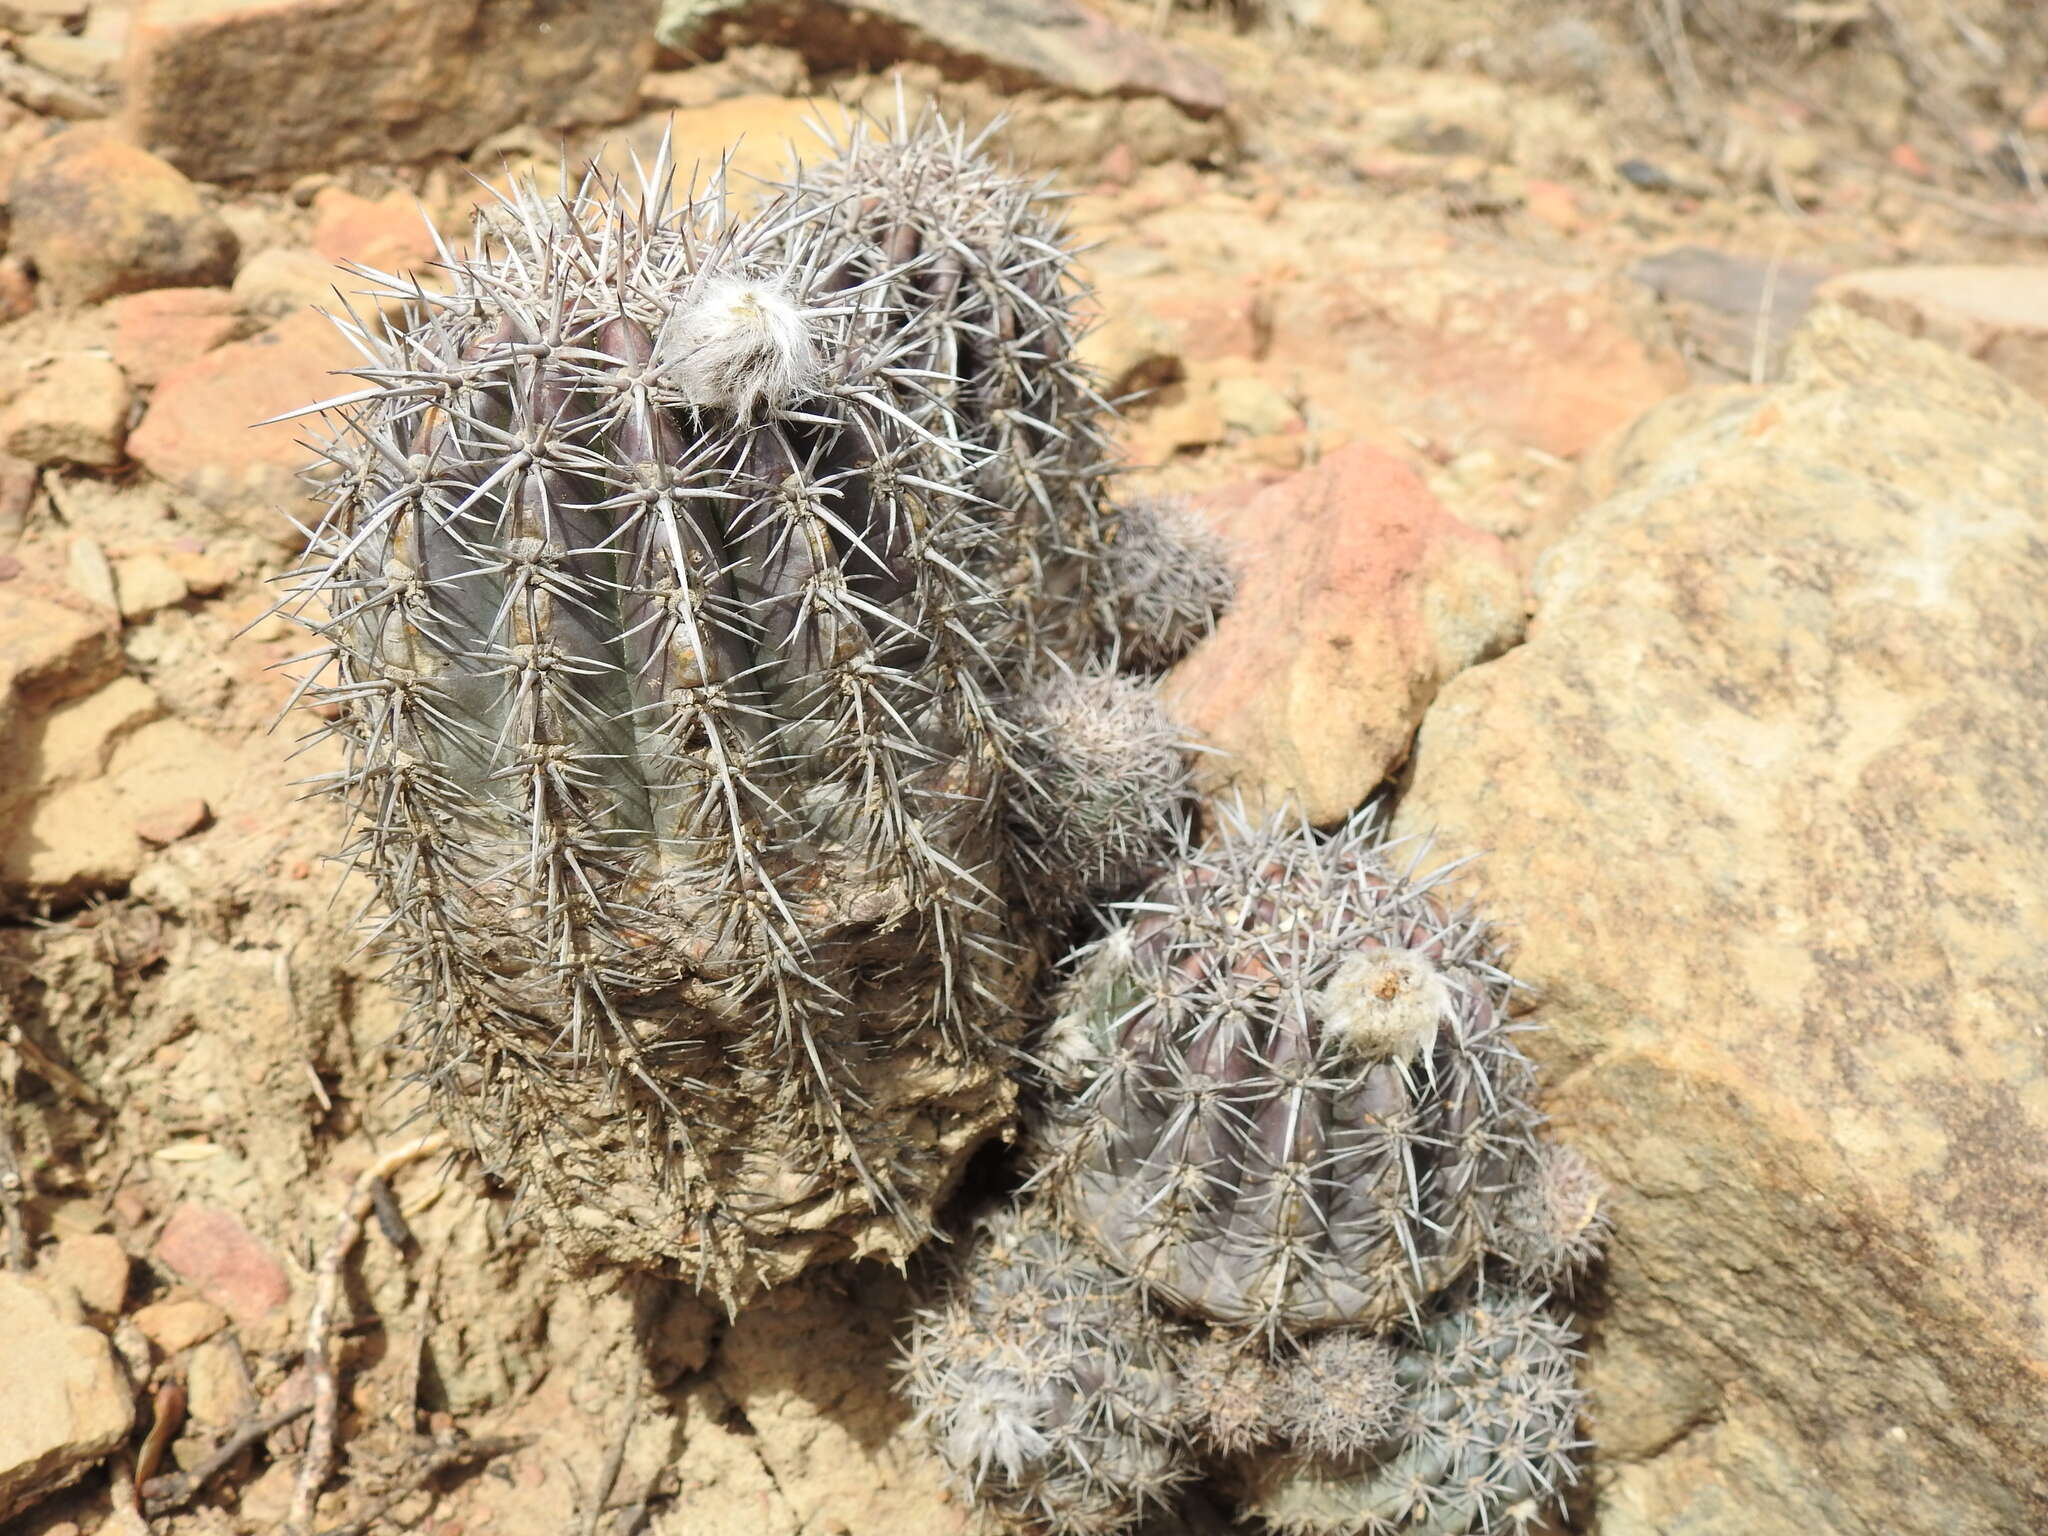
[1077, 290, 1182, 398]
[0, 453, 34, 536]
[710, 1267, 968, 1535]
[41, 1233, 131, 1315]
[1819, 265, 2048, 405]
[127, 309, 359, 544]
[230, 246, 347, 323]
[184, 1338, 253, 1428]
[1214, 373, 1299, 436]
[1265, 265, 1685, 460]
[0, 353, 131, 469]
[154, 1203, 290, 1327]
[660, 0, 1226, 116]
[131, 1294, 228, 1354]
[0, 1273, 137, 1522]
[66, 535, 119, 611]
[1394, 309, 2048, 1536]
[133, 796, 210, 847]
[112, 554, 190, 620]
[124, 0, 657, 183]
[583, 96, 857, 206]
[1633, 245, 1833, 379]
[1163, 443, 1524, 824]
[0, 256, 31, 322]
[103, 288, 242, 387]
[308, 186, 437, 275]
[4, 127, 237, 305]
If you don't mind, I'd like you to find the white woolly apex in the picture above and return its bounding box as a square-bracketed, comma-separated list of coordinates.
[943, 1377, 1052, 1484]
[1318, 946, 1451, 1064]
[662, 275, 818, 416]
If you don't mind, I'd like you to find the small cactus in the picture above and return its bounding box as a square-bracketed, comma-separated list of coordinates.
[276, 116, 1183, 1301]
[1006, 665, 1193, 907]
[1229, 1288, 1588, 1536]
[1034, 806, 1540, 1335]
[1098, 494, 1236, 670]
[1492, 1142, 1612, 1291]
[902, 1203, 1191, 1535]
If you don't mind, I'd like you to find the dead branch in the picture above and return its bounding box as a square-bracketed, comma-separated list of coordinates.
[142, 1400, 314, 1515]
[312, 1432, 531, 1536]
[285, 1133, 451, 1536]
[575, 1369, 646, 1536]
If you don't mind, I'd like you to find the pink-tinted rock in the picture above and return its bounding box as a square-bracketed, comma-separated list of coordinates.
[103, 287, 242, 387]
[127, 308, 357, 544]
[309, 186, 437, 276]
[154, 1203, 290, 1325]
[1265, 266, 1685, 459]
[123, 0, 657, 182]
[1162, 443, 1526, 824]
[133, 795, 210, 847]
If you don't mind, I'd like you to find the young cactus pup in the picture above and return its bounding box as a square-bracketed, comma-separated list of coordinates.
[276, 118, 1195, 1304]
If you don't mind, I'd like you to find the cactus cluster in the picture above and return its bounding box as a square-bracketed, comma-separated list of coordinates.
[278, 114, 1228, 1301]
[905, 810, 1607, 1535]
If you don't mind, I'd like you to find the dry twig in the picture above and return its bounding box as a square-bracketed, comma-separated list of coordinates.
[285, 1133, 451, 1536]
[309, 1431, 530, 1536]
[575, 1370, 646, 1536]
[143, 1400, 314, 1516]
[0, 1111, 29, 1271]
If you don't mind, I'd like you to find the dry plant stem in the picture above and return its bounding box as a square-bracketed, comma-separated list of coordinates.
[312, 1432, 530, 1536]
[135, 1382, 188, 1488]
[576, 1371, 646, 1536]
[0, 1113, 29, 1270]
[286, 1133, 451, 1536]
[142, 1400, 314, 1515]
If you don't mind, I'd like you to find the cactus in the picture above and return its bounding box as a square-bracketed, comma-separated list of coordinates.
[274, 114, 1176, 1301]
[1229, 1288, 1588, 1536]
[1006, 665, 1192, 907]
[1033, 806, 1541, 1335]
[1098, 494, 1236, 671]
[1172, 1330, 1284, 1455]
[901, 1203, 1191, 1535]
[1491, 1142, 1611, 1291]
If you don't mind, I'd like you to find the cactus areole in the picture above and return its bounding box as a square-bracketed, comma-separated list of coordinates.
[276, 117, 1214, 1303]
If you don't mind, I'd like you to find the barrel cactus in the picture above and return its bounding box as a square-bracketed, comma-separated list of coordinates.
[275, 117, 1210, 1302]
[1033, 806, 1542, 1335]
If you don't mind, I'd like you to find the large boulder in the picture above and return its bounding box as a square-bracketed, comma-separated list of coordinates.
[1394, 308, 2048, 1535]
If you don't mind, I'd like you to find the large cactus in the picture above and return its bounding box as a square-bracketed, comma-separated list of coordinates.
[276, 119, 1206, 1301]
[1033, 807, 1542, 1335]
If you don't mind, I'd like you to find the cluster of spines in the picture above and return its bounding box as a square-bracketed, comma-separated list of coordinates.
[1032, 804, 1541, 1337]
[276, 114, 1227, 1297]
[901, 1203, 1187, 1535]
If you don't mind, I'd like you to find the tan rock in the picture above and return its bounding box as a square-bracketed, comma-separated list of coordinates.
[0, 256, 32, 323]
[0, 353, 131, 469]
[0, 1273, 136, 1522]
[127, 309, 359, 545]
[36, 675, 164, 783]
[1077, 288, 1183, 399]
[711, 1267, 969, 1535]
[230, 245, 347, 323]
[103, 287, 242, 387]
[582, 97, 857, 209]
[41, 1233, 131, 1315]
[1214, 373, 1299, 436]
[4, 126, 237, 305]
[112, 554, 190, 620]
[123, 0, 657, 183]
[1394, 309, 2048, 1535]
[1165, 443, 1525, 823]
[183, 1338, 253, 1428]
[131, 1294, 228, 1354]
[133, 795, 211, 847]
[1820, 265, 2048, 405]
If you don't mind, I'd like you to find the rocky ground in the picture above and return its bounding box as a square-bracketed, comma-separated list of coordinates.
[3, 2, 2047, 1534]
